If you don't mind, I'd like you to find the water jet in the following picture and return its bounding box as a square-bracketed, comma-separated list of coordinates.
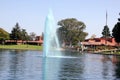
[43, 9, 61, 57]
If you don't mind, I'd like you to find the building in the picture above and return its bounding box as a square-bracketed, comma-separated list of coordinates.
[5, 36, 43, 45]
[27, 36, 43, 45]
[82, 38, 117, 46]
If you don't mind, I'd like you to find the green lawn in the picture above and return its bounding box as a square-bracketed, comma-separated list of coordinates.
[0, 44, 43, 51]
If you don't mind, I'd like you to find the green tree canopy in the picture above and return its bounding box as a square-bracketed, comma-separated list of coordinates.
[10, 23, 29, 41]
[0, 28, 9, 40]
[112, 20, 120, 43]
[57, 18, 88, 46]
[10, 23, 21, 40]
[21, 29, 29, 41]
[102, 25, 111, 38]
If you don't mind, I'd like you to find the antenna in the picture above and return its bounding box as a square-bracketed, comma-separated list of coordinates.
[106, 11, 108, 26]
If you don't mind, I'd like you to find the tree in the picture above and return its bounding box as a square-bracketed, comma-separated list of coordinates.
[21, 29, 30, 41]
[102, 25, 111, 38]
[10, 23, 29, 41]
[10, 23, 21, 40]
[91, 34, 96, 39]
[57, 18, 88, 46]
[112, 18, 120, 43]
[0, 28, 9, 44]
[0, 28, 9, 39]
[29, 32, 36, 41]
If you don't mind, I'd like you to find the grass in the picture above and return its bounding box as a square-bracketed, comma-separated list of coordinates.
[0, 44, 43, 51]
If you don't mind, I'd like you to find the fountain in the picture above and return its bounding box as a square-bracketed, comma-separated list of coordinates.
[43, 9, 61, 57]
[43, 9, 80, 58]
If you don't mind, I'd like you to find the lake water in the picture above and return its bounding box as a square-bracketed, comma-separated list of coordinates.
[0, 50, 120, 80]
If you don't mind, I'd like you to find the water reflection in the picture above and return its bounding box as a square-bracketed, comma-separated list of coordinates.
[101, 55, 120, 79]
[43, 57, 61, 80]
[8, 50, 27, 80]
[113, 56, 120, 79]
[58, 58, 85, 80]
[1, 50, 120, 80]
[0, 50, 42, 80]
[101, 55, 115, 80]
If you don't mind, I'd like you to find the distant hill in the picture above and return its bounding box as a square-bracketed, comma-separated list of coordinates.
[0, 28, 9, 39]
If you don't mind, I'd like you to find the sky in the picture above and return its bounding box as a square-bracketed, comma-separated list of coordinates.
[0, 0, 120, 38]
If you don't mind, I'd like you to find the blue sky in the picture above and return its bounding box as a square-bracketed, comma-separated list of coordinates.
[0, 0, 120, 38]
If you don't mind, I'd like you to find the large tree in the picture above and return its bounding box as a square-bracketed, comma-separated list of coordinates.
[21, 29, 29, 41]
[102, 25, 111, 38]
[0, 28, 9, 39]
[57, 18, 88, 46]
[0, 28, 9, 44]
[112, 18, 120, 43]
[10, 23, 29, 41]
[29, 32, 36, 41]
[10, 23, 21, 40]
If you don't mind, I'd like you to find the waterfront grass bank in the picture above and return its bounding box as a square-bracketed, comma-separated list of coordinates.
[0, 45, 43, 51]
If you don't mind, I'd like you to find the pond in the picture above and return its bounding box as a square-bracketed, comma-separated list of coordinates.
[0, 50, 120, 80]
